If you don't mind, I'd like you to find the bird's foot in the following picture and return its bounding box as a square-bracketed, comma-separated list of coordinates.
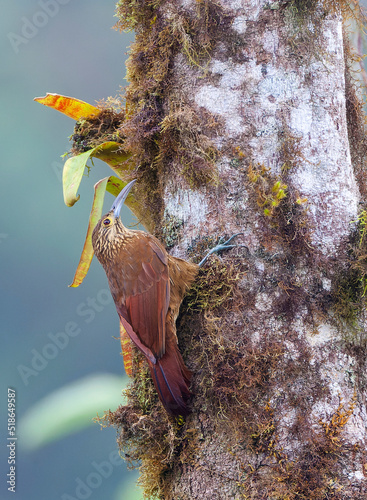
[198, 233, 244, 267]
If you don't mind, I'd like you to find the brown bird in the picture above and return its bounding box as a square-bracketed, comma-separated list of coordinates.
[92, 180, 240, 416]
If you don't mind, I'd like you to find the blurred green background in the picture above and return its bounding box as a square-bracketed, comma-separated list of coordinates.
[1, 1, 141, 499]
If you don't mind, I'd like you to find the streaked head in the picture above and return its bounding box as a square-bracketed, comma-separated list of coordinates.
[92, 179, 136, 261]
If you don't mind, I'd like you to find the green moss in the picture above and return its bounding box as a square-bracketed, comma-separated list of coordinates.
[115, 0, 162, 32]
[184, 256, 242, 313]
[248, 163, 288, 217]
[159, 105, 219, 188]
[247, 161, 312, 262]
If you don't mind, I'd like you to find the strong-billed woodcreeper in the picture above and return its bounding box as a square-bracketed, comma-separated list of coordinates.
[92, 180, 198, 416]
[92, 180, 240, 416]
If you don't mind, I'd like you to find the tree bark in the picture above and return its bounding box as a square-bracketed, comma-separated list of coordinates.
[107, 1, 367, 498]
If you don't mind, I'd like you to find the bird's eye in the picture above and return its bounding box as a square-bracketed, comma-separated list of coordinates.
[103, 218, 111, 226]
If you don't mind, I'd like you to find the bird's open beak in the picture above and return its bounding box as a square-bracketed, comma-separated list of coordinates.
[111, 179, 137, 218]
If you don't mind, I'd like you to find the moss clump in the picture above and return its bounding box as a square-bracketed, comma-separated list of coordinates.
[71, 108, 126, 154]
[275, 192, 312, 258]
[332, 267, 365, 329]
[184, 256, 242, 313]
[211, 341, 286, 417]
[115, 0, 161, 32]
[100, 404, 180, 499]
[186, 234, 220, 263]
[159, 105, 219, 188]
[248, 163, 288, 217]
[248, 163, 311, 258]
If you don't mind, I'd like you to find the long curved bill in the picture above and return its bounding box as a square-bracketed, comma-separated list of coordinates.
[111, 179, 137, 217]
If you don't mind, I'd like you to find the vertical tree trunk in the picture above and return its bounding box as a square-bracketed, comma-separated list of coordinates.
[108, 1, 367, 498]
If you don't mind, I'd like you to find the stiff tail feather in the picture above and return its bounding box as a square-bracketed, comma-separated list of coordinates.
[148, 342, 192, 416]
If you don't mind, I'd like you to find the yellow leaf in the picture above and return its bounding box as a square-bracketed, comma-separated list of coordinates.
[69, 177, 109, 287]
[120, 322, 133, 377]
[34, 93, 100, 120]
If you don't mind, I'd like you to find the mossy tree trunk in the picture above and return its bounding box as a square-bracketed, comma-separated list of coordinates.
[107, 1, 367, 498]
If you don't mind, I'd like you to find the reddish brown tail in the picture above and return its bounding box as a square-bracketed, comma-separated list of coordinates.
[148, 341, 192, 416]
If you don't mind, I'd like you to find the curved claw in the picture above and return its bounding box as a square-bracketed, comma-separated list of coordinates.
[198, 233, 244, 267]
[221, 232, 243, 245]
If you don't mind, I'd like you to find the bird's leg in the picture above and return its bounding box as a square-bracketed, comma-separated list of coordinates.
[198, 233, 244, 267]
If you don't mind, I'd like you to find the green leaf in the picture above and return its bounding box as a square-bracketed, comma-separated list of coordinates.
[63, 149, 93, 207]
[19, 373, 128, 451]
[62, 141, 131, 207]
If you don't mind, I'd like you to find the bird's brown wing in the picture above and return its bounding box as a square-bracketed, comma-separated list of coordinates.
[113, 234, 170, 359]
